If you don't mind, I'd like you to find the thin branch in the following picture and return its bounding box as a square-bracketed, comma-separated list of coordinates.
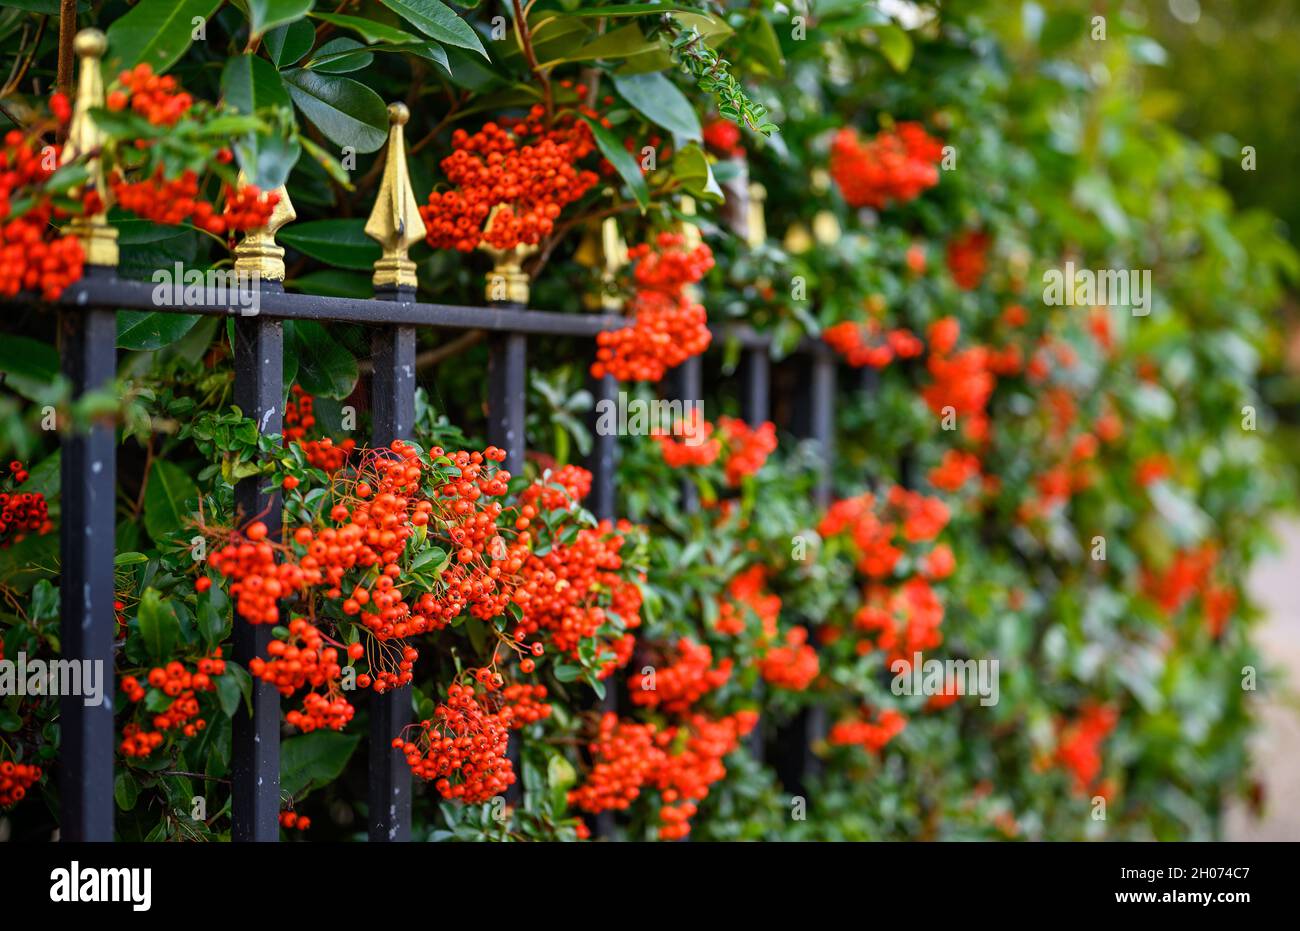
[57, 0, 76, 97]
[512, 0, 553, 123]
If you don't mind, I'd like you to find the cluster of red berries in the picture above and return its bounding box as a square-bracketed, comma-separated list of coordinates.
[0, 129, 85, 300]
[421, 107, 600, 252]
[1141, 543, 1235, 636]
[630, 639, 732, 714]
[279, 811, 311, 831]
[823, 319, 924, 369]
[758, 626, 820, 692]
[702, 118, 745, 159]
[714, 565, 780, 638]
[1056, 703, 1118, 797]
[591, 233, 715, 383]
[568, 711, 757, 839]
[0, 761, 42, 809]
[716, 417, 777, 485]
[107, 63, 193, 127]
[510, 467, 643, 673]
[395, 682, 515, 802]
[819, 486, 951, 578]
[829, 122, 944, 209]
[929, 449, 981, 493]
[285, 387, 357, 472]
[922, 317, 995, 442]
[248, 618, 354, 732]
[654, 410, 720, 468]
[851, 576, 945, 664]
[829, 707, 907, 752]
[946, 229, 990, 290]
[497, 682, 551, 729]
[0, 461, 52, 547]
[119, 652, 225, 756]
[111, 169, 277, 236]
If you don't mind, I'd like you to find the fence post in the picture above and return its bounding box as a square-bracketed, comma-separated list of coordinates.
[229, 184, 294, 842]
[56, 28, 118, 843]
[364, 102, 424, 842]
[740, 344, 771, 760]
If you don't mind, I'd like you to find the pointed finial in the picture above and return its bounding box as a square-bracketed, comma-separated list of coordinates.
[478, 205, 537, 305]
[598, 217, 628, 310]
[746, 182, 767, 249]
[678, 195, 703, 251]
[61, 28, 117, 267]
[366, 102, 426, 291]
[233, 174, 296, 281]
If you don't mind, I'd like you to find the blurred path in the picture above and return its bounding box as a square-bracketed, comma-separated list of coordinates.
[1225, 520, 1300, 840]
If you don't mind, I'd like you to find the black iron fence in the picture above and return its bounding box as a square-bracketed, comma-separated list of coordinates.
[10, 29, 841, 842]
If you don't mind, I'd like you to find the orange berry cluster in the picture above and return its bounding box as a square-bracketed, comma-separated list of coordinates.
[509, 469, 643, 674]
[119, 652, 225, 757]
[421, 107, 599, 252]
[823, 319, 924, 369]
[497, 682, 551, 730]
[568, 710, 757, 839]
[758, 626, 820, 692]
[829, 122, 944, 209]
[591, 233, 715, 383]
[0, 460, 52, 547]
[1055, 703, 1118, 796]
[921, 317, 995, 442]
[945, 229, 990, 290]
[395, 682, 515, 802]
[714, 565, 780, 638]
[248, 618, 354, 732]
[111, 169, 278, 236]
[284, 387, 355, 472]
[654, 410, 720, 468]
[715, 417, 776, 485]
[107, 64, 193, 127]
[279, 810, 311, 831]
[630, 639, 732, 714]
[829, 707, 907, 752]
[0, 130, 85, 300]
[928, 449, 981, 492]
[0, 761, 42, 809]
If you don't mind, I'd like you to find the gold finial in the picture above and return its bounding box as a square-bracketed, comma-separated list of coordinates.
[61, 28, 117, 267]
[812, 209, 842, 245]
[783, 221, 813, 255]
[746, 182, 767, 249]
[365, 102, 426, 290]
[598, 216, 627, 310]
[678, 195, 703, 251]
[233, 175, 296, 281]
[478, 205, 536, 305]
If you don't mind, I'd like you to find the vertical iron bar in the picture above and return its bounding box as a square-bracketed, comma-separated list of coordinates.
[487, 331, 527, 475]
[740, 345, 770, 760]
[586, 369, 619, 838]
[231, 312, 284, 842]
[57, 298, 116, 841]
[486, 307, 527, 802]
[368, 305, 416, 842]
[670, 354, 703, 514]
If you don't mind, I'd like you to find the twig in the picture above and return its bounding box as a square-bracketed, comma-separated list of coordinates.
[512, 0, 553, 123]
[56, 0, 76, 97]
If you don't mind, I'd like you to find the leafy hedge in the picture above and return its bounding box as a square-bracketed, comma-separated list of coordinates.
[0, 0, 1294, 841]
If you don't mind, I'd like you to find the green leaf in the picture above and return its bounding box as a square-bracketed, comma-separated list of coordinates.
[114, 772, 140, 811]
[311, 12, 422, 45]
[579, 114, 648, 209]
[552, 23, 657, 65]
[248, 0, 315, 38]
[307, 38, 374, 73]
[222, 53, 293, 115]
[117, 311, 201, 351]
[289, 269, 374, 298]
[611, 71, 701, 148]
[144, 459, 200, 542]
[137, 588, 181, 662]
[280, 730, 361, 796]
[0, 335, 58, 383]
[379, 0, 486, 57]
[292, 320, 359, 399]
[870, 24, 913, 72]
[265, 19, 317, 67]
[282, 69, 389, 154]
[106, 0, 222, 75]
[279, 218, 381, 269]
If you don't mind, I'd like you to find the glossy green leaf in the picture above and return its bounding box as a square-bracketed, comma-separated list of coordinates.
[292, 320, 359, 399]
[144, 459, 200, 542]
[612, 71, 702, 147]
[282, 69, 389, 154]
[379, 0, 487, 57]
[580, 113, 649, 209]
[248, 0, 315, 38]
[279, 218, 380, 269]
[106, 0, 222, 74]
